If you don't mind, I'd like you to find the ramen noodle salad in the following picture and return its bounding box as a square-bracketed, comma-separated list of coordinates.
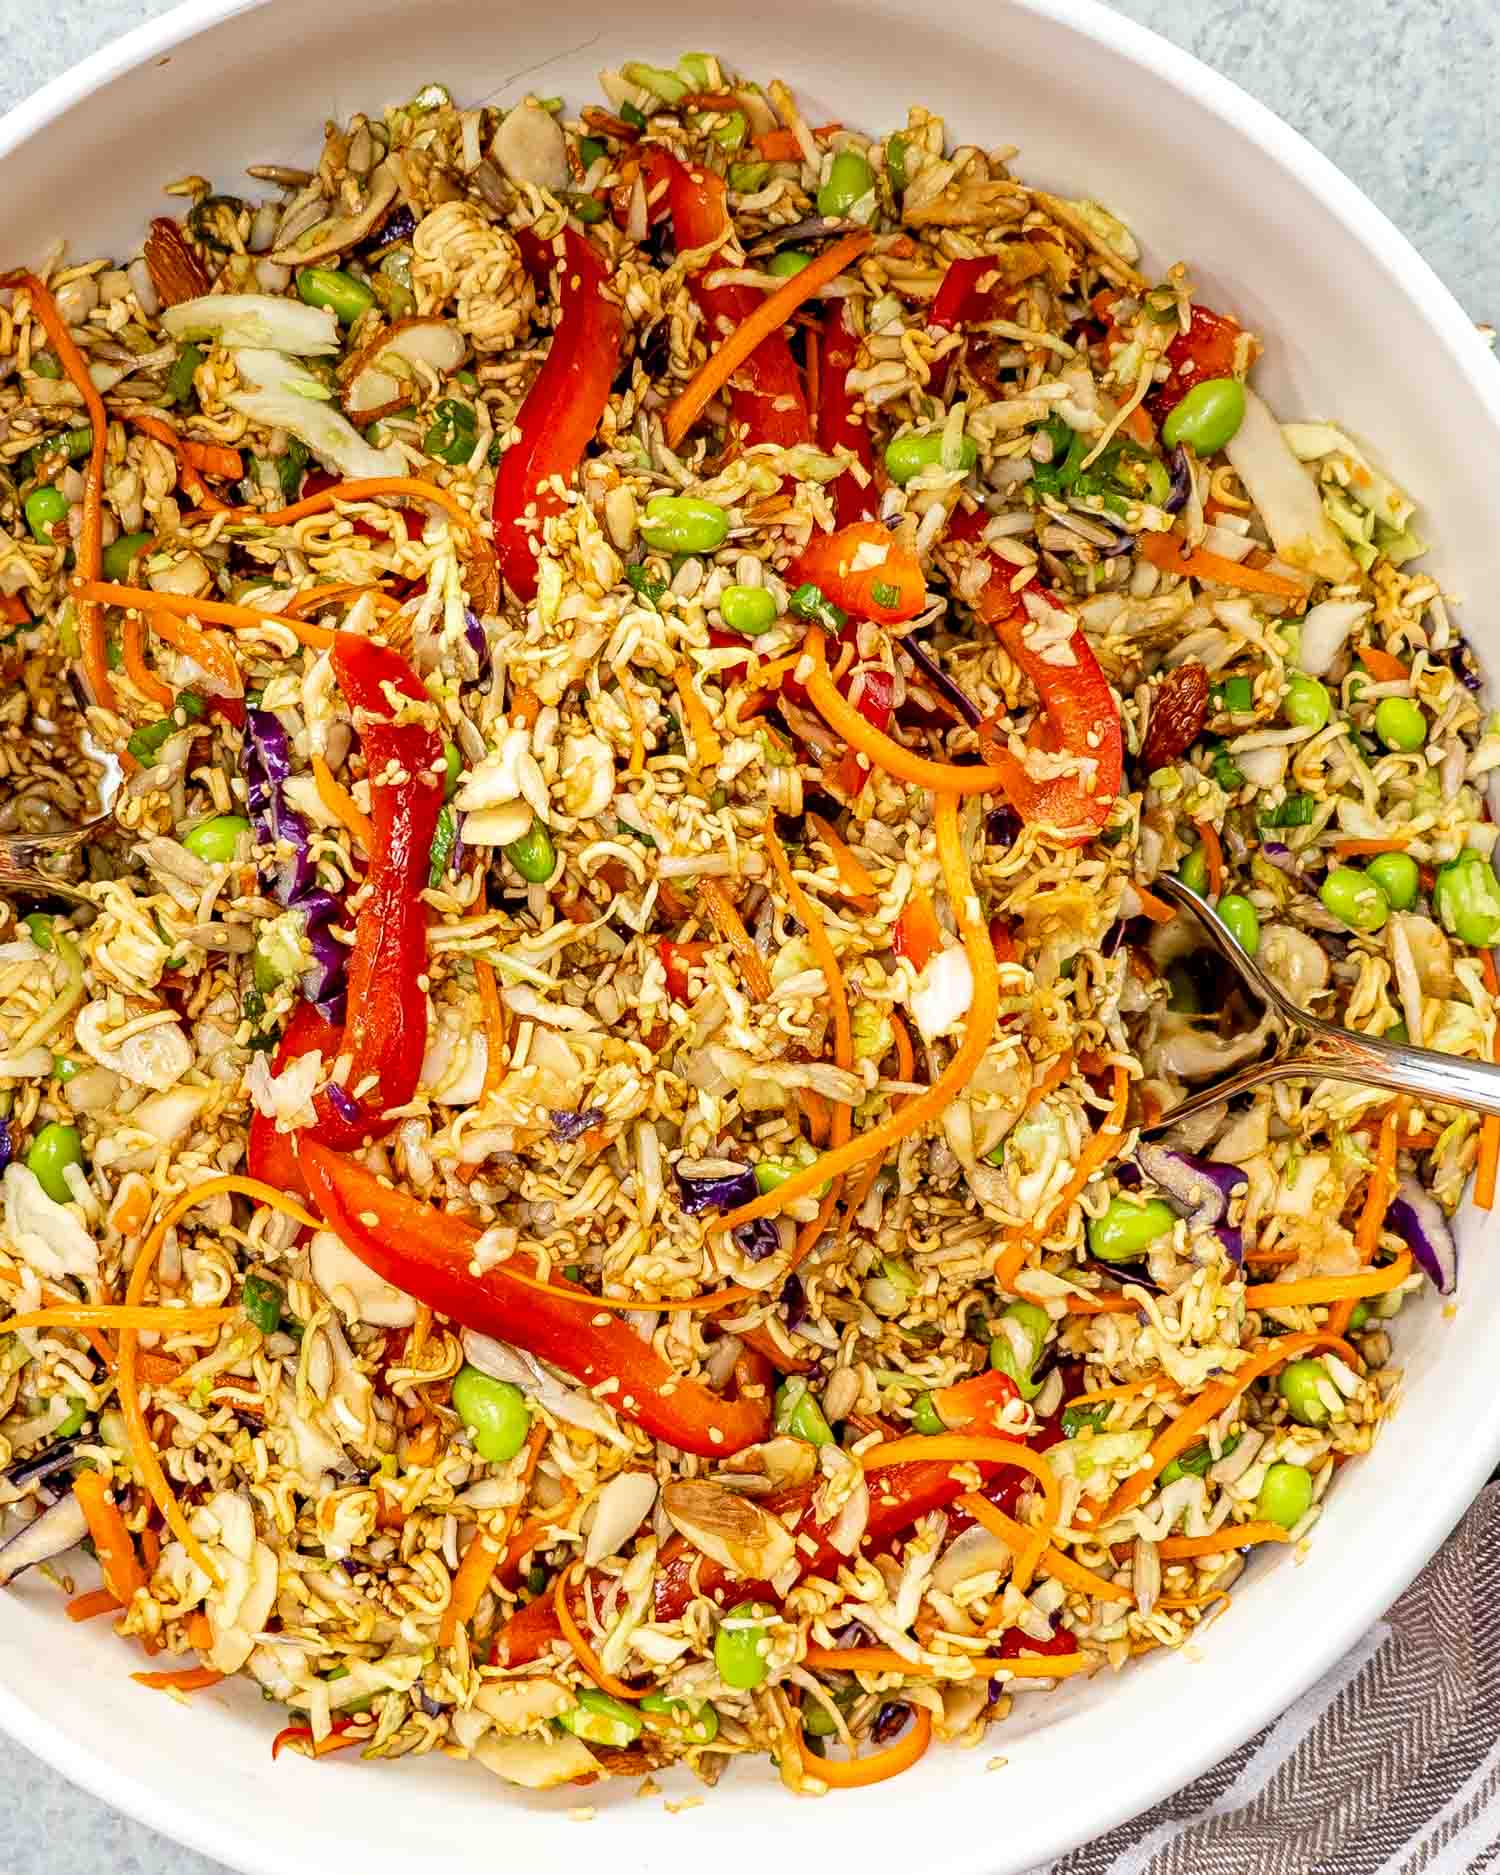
[0, 56, 1492, 1794]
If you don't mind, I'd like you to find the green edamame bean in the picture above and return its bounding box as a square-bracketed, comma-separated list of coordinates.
[558, 1688, 643, 1747]
[638, 1692, 718, 1743]
[1177, 844, 1209, 897]
[767, 250, 813, 277]
[990, 1300, 1049, 1399]
[883, 430, 978, 486]
[1320, 865, 1389, 934]
[26, 1123, 83, 1205]
[1433, 849, 1500, 947]
[1373, 696, 1427, 752]
[1160, 377, 1246, 454]
[720, 583, 777, 636]
[442, 742, 463, 800]
[1282, 673, 1331, 730]
[800, 1692, 840, 1738]
[53, 1057, 79, 1082]
[1216, 893, 1260, 955]
[23, 913, 53, 951]
[1348, 1299, 1372, 1331]
[24, 484, 69, 544]
[818, 150, 874, 217]
[241, 1272, 284, 1335]
[911, 1392, 945, 1435]
[715, 1600, 775, 1689]
[181, 814, 251, 864]
[728, 161, 771, 192]
[1366, 851, 1419, 911]
[640, 493, 730, 555]
[1088, 1196, 1177, 1264]
[885, 134, 910, 191]
[1257, 1461, 1313, 1528]
[505, 817, 556, 884]
[103, 532, 153, 582]
[1277, 1358, 1332, 1428]
[450, 1364, 531, 1464]
[773, 1377, 834, 1445]
[296, 266, 376, 326]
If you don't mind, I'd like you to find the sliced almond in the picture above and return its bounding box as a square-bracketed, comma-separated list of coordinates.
[340, 315, 468, 419]
[660, 1479, 795, 1581]
[270, 158, 400, 266]
[144, 218, 210, 307]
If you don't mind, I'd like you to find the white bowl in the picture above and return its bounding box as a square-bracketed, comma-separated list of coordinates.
[3, 3, 1498, 1871]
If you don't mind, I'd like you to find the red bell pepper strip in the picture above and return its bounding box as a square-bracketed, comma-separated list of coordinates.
[790, 521, 927, 626]
[927, 256, 1013, 334]
[492, 227, 623, 604]
[662, 153, 812, 449]
[307, 637, 443, 1147]
[298, 1139, 770, 1459]
[1146, 303, 1242, 422]
[892, 883, 943, 973]
[943, 511, 1122, 839]
[817, 301, 877, 526]
[246, 1000, 343, 1203]
[929, 1369, 1020, 1435]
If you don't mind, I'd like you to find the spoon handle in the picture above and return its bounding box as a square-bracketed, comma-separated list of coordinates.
[1298, 1018, 1500, 1119]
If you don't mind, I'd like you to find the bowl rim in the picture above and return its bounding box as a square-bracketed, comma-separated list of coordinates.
[3, 3, 1500, 1872]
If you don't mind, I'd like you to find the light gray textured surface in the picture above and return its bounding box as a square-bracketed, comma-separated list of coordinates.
[0, 5, 1495, 1875]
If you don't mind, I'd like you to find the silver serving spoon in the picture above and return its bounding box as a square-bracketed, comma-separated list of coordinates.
[1142, 874, 1500, 1132]
[0, 819, 110, 906]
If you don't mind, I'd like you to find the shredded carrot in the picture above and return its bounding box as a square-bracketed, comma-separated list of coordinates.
[509, 683, 542, 729]
[439, 1532, 501, 1649]
[1326, 1094, 1405, 1340]
[188, 1611, 213, 1652]
[1155, 1590, 1231, 1611]
[130, 1666, 226, 1693]
[752, 127, 805, 162]
[796, 1704, 932, 1789]
[65, 1588, 124, 1623]
[4, 272, 112, 706]
[1062, 1290, 1141, 1314]
[1068, 1376, 1181, 1408]
[72, 1471, 147, 1608]
[1133, 883, 1177, 923]
[792, 1181, 844, 1270]
[1356, 644, 1410, 684]
[1333, 837, 1411, 858]
[1157, 1524, 1292, 1560]
[282, 582, 401, 620]
[739, 652, 804, 700]
[959, 1494, 1131, 1615]
[894, 883, 944, 973]
[312, 754, 374, 854]
[888, 1011, 915, 1084]
[149, 608, 243, 703]
[555, 1562, 644, 1700]
[804, 631, 1007, 795]
[120, 611, 174, 710]
[806, 812, 878, 903]
[804, 321, 821, 424]
[801, 1642, 1094, 1680]
[1194, 819, 1224, 900]
[2, 1305, 235, 1335]
[673, 662, 723, 767]
[1476, 953, 1500, 1215]
[800, 1087, 833, 1147]
[666, 231, 873, 448]
[719, 793, 999, 1231]
[1025, 1051, 1075, 1114]
[1099, 1332, 1358, 1527]
[127, 413, 241, 509]
[0, 592, 30, 627]
[474, 958, 508, 1101]
[74, 580, 338, 652]
[994, 1066, 1131, 1290]
[497, 1487, 581, 1584]
[119, 1177, 320, 1585]
[864, 1436, 1059, 1592]
[699, 878, 774, 1001]
[765, 814, 853, 1135]
[1247, 1250, 1413, 1310]
[1138, 529, 1307, 601]
[225, 475, 475, 535]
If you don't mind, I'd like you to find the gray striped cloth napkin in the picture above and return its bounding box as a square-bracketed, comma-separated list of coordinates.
[1026, 1481, 1500, 1875]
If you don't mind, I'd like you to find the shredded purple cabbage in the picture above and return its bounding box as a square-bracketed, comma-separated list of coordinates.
[780, 1272, 808, 1334]
[871, 1702, 912, 1744]
[551, 1107, 606, 1142]
[0, 1117, 11, 1177]
[464, 609, 490, 676]
[244, 708, 312, 906]
[1165, 444, 1192, 514]
[675, 1164, 759, 1215]
[901, 635, 982, 728]
[1389, 1176, 1457, 1294]
[732, 1218, 780, 1262]
[326, 1083, 361, 1127]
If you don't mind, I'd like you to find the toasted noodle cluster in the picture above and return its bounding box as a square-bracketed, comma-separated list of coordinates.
[0, 57, 1494, 1795]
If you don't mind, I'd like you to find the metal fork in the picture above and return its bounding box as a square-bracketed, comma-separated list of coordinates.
[0, 820, 110, 906]
[1140, 874, 1500, 1131]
